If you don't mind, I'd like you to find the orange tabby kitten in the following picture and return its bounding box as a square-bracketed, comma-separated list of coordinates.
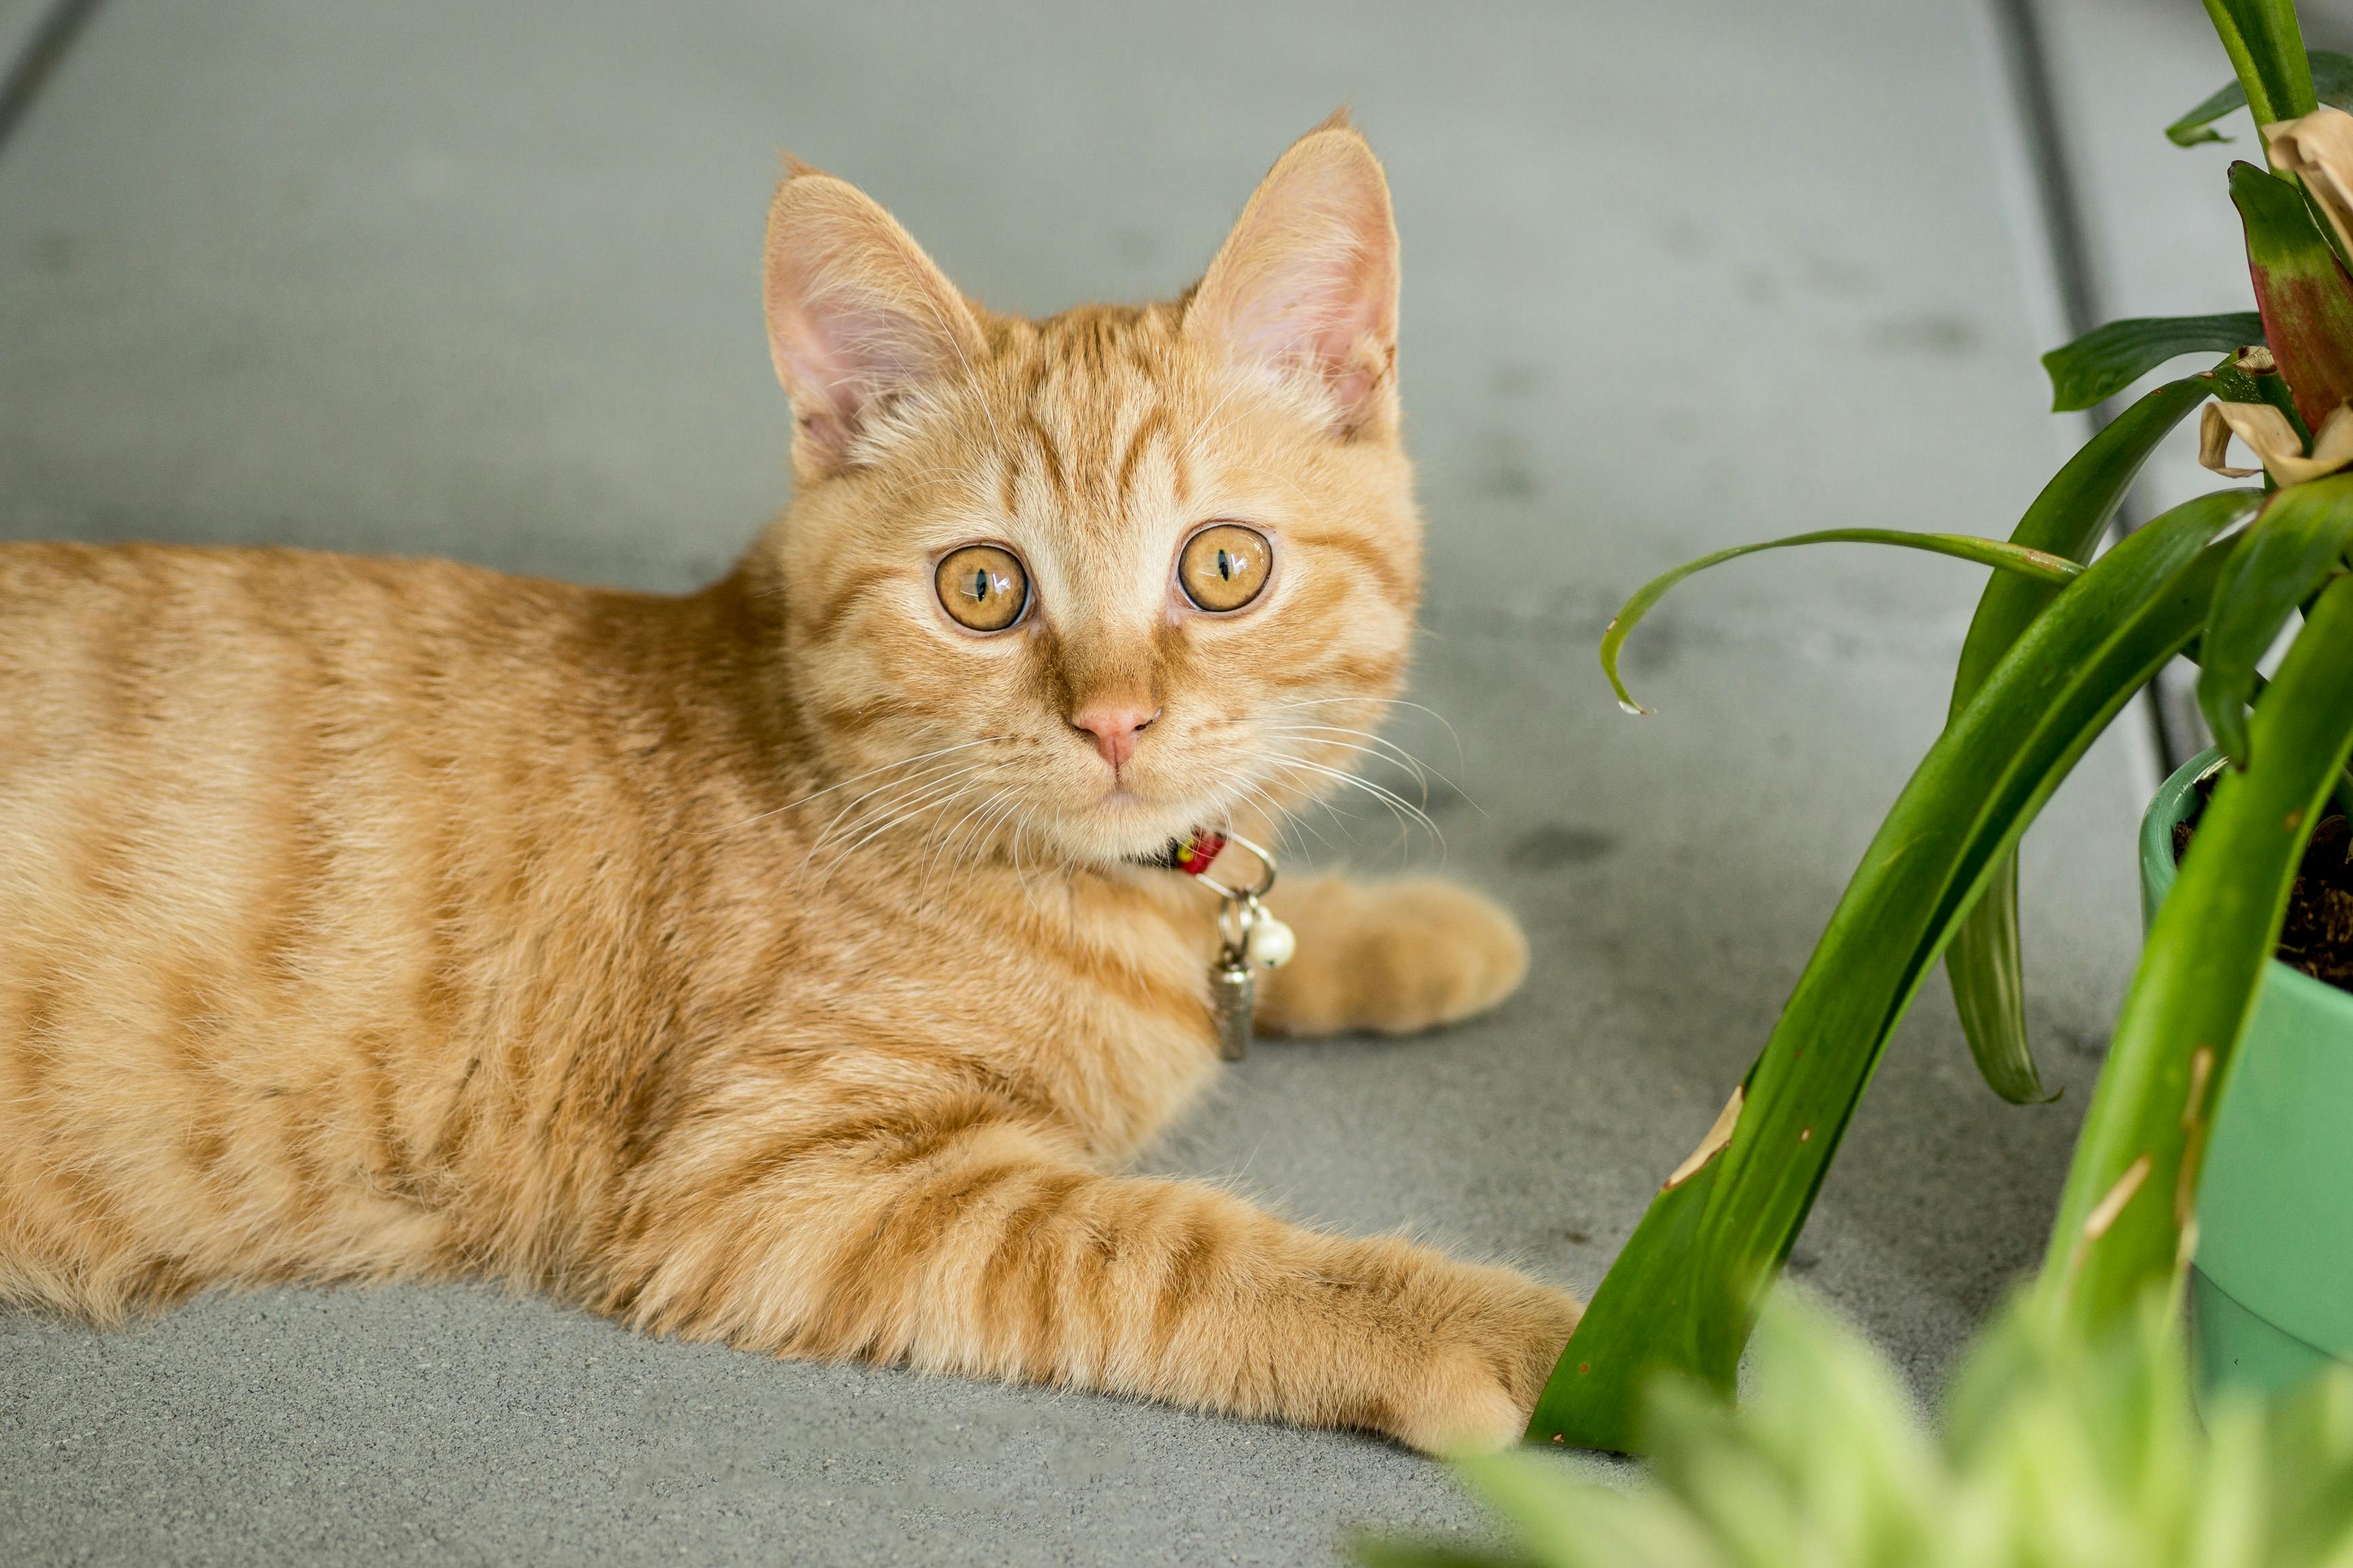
[0, 115, 1577, 1453]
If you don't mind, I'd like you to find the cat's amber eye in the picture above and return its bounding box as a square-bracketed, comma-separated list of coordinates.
[934, 544, 1030, 632]
[1177, 524, 1272, 613]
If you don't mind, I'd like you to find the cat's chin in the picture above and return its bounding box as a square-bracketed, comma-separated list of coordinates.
[1047, 790, 1215, 869]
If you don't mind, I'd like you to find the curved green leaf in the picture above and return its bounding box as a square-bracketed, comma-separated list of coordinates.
[2041, 569, 2353, 1341]
[1962, 376, 2221, 715]
[2202, 0, 2319, 130]
[1600, 532, 2081, 716]
[1946, 858, 2052, 1103]
[2166, 48, 2353, 146]
[1539, 490, 2260, 1453]
[2041, 316, 2263, 413]
[2199, 475, 2353, 762]
[2168, 81, 2250, 148]
[1945, 376, 2216, 1106]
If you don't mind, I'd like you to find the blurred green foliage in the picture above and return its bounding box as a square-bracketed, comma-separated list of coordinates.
[1366, 1294, 2353, 1568]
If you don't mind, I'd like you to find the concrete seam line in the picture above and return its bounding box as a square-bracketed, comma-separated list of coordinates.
[1984, 0, 2204, 774]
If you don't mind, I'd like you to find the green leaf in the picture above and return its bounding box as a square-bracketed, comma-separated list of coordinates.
[2232, 161, 2353, 429]
[1953, 376, 2221, 709]
[2165, 50, 2353, 146]
[1448, 1453, 1717, 1568]
[1599, 532, 2081, 716]
[1371, 1286, 2353, 1568]
[2170, 79, 2249, 147]
[1450, 1453, 1617, 1568]
[1540, 490, 2261, 1453]
[1947, 857, 2050, 1104]
[2199, 474, 2353, 761]
[2041, 569, 2353, 1341]
[1645, 1299, 1945, 1562]
[2041, 316, 2264, 413]
[2203, 0, 2319, 129]
[1945, 376, 2219, 1105]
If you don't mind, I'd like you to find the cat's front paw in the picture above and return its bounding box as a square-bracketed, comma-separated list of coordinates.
[1258, 877, 1530, 1038]
[1388, 1267, 1583, 1455]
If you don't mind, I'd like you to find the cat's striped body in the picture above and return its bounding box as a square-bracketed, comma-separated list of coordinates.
[0, 118, 1571, 1453]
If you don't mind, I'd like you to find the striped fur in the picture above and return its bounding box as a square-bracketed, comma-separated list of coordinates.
[0, 119, 1570, 1453]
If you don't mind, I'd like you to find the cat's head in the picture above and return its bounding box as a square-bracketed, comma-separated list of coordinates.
[757, 116, 1420, 870]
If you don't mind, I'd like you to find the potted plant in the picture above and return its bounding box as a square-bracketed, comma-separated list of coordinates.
[1526, 0, 2353, 1454]
[2144, 747, 2353, 1395]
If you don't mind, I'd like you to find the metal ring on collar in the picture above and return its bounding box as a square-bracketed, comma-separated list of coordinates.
[1195, 833, 1278, 902]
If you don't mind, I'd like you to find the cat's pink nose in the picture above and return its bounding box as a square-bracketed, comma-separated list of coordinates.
[1071, 702, 1159, 769]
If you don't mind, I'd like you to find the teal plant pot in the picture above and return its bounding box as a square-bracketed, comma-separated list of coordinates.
[2142, 747, 2353, 1400]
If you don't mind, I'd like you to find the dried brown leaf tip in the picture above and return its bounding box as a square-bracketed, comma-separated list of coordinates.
[2263, 107, 2353, 260]
[2199, 398, 2353, 482]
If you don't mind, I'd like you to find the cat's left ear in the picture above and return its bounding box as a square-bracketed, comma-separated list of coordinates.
[764, 162, 988, 484]
[1187, 113, 1401, 440]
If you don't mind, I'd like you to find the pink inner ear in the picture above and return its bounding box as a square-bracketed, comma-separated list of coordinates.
[773, 289, 912, 439]
[1228, 200, 1386, 363]
[1233, 266, 1373, 369]
[762, 176, 982, 473]
[1198, 138, 1399, 429]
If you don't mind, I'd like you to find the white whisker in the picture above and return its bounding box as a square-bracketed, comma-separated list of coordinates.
[1255, 753, 1444, 860]
[1254, 723, 1437, 789]
[820, 772, 988, 864]
[723, 736, 1010, 835]
[1268, 696, 1466, 771]
[919, 780, 1017, 896]
[808, 761, 988, 856]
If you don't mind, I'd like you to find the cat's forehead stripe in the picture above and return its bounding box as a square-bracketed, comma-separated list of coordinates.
[996, 354, 1191, 526]
[1111, 406, 1170, 509]
[1017, 412, 1070, 508]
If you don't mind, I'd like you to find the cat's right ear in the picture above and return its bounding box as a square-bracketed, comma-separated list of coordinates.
[763, 164, 987, 483]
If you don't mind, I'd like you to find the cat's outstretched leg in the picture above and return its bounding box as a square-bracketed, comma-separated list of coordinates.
[597, 1102, 1577, 1453]
[1255, 877, 1529, 1038]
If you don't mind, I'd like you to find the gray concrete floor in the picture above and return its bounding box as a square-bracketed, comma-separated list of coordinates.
[0, 2, 51, 73]
[0, 1, 2206, 1563]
